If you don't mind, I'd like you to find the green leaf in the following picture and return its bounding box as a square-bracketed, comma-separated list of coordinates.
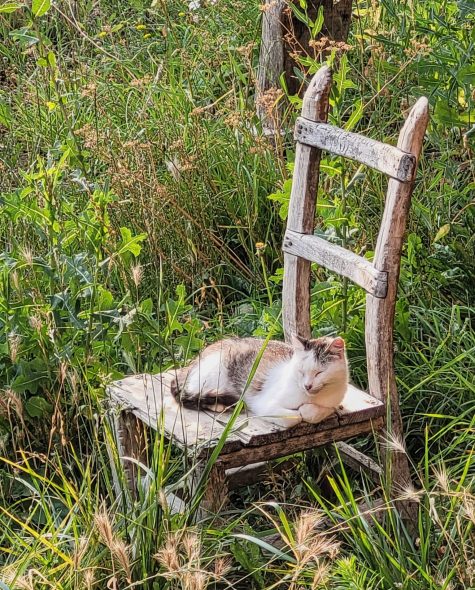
[25, 396, 53, 418]
[47, 50, 56, 68]
[118, 227, 147, 257]
[233, 534, 296, 563]
[457, 64, 475, 86]
[345, 99, 364, 132]
[433, 223, 451, 243]
[434, 100, 473, 127]
[0, 1, 23, 14]
[32, 0, 50, 17]
[0, 101, 12, 128]
[311, 5, 324, 38]
[10, 27, 39, 46]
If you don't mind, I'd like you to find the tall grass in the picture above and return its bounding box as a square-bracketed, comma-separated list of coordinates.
[0, 0, 474, 588]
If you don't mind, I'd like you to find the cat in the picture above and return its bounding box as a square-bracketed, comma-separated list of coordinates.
[170, 335, 349, 427]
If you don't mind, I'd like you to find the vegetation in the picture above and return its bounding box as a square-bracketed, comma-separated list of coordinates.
[0, 0, 474, 588]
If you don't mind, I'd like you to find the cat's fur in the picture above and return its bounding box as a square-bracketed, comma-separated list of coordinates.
[170, 335, 349, 427]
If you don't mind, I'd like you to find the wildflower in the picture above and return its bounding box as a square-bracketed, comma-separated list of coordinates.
[260, 1, 278, 12]
[189, 0, 201, 9]
[255, 242, 266, 257]
[135, 24, 147, 30]
[256, 87, 283, 118]
[130, 74, 152, 88]
[81, 82, 97, 98]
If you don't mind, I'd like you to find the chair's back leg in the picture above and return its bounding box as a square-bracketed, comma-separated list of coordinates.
[366, 98, 429, 508]
[282, 66, 332, 341]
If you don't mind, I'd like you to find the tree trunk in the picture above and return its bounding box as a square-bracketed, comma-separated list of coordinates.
[257, 0, 353, 131]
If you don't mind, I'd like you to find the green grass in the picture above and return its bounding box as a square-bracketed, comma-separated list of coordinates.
[0, 0, 474, 588]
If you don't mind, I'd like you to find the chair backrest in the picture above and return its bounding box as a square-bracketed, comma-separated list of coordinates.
[282, 66, 429, 422]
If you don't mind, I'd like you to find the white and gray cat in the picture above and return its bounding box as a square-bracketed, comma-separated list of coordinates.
[170, 335, 349, 427]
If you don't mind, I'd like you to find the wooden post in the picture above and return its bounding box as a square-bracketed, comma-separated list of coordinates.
[257, 0, 285, 134]
[365, 98, 429, 518]
[282, 66, 332, 341]
[256, 1, 353, 131]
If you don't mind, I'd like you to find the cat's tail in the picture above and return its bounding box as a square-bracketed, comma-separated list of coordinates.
[170, 373, 239, 411]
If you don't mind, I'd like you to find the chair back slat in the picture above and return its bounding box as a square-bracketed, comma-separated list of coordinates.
[283, 230, 388, 298]
[294, 118, 416, 182]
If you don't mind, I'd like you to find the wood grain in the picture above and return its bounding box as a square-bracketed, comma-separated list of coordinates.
[294, 119, 416, 181]
[283, 66, 332, 341]
[218, 417, 384, 469]
[365, 97, 429, 506]
[333, 441, 383, 481]
[283, 229, 388, 297]
[108, 375, 384, 454]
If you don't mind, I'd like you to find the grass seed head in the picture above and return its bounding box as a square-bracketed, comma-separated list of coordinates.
[110, 539, 131, 579]
[94, 507, 115, 548]
[84, 568, 96, 590]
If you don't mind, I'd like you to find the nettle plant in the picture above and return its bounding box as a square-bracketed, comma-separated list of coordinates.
[0, 149, 204, 450]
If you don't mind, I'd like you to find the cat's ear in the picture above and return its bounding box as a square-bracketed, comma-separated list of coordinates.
[329, 337, 345, 358]
[291, 334, 308, 350]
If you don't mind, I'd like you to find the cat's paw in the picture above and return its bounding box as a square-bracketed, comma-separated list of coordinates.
[299, 403, 334, 424]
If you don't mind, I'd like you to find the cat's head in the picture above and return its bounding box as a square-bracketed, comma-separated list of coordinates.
[290, 334, 348, 396]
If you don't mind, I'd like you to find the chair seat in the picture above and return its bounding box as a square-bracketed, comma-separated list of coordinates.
[108, 372, 385, 466]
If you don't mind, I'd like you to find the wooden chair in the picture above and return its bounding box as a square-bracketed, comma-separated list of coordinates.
[107, 66, 428, 518]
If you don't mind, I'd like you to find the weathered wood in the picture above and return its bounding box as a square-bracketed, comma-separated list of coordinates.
[226, 462, 269, 490]
[108, 374, 384, 454]
[294, 119, 416, 182]
[365, 97, 429, 522]
[283, 229, 388, 297]
[110, 410, 147, 500]
[218, 416, 384, 470]
[333, 441, 383, 481]
[201, 462, 229, 514]
[256, 0, 285, 134]
[283, 66, 332, 341]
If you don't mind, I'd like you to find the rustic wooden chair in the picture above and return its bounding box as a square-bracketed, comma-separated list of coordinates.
[107, 66, 429, 518]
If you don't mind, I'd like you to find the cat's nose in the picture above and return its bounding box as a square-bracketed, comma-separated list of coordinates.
[304, 383, 312, 391]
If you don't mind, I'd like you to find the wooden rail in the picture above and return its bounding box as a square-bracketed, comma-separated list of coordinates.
[283, 230, 388, 298]
[294, 118, 416, 182]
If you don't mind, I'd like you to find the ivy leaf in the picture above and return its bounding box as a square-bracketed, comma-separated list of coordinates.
[32, 0, 50, 17]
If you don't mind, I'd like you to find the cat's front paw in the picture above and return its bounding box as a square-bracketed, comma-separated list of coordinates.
[299, 403, 334, 424]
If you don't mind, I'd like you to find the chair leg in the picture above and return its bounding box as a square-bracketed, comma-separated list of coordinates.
[189, 461, 229, 517]
[108, 410, 148, 501]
